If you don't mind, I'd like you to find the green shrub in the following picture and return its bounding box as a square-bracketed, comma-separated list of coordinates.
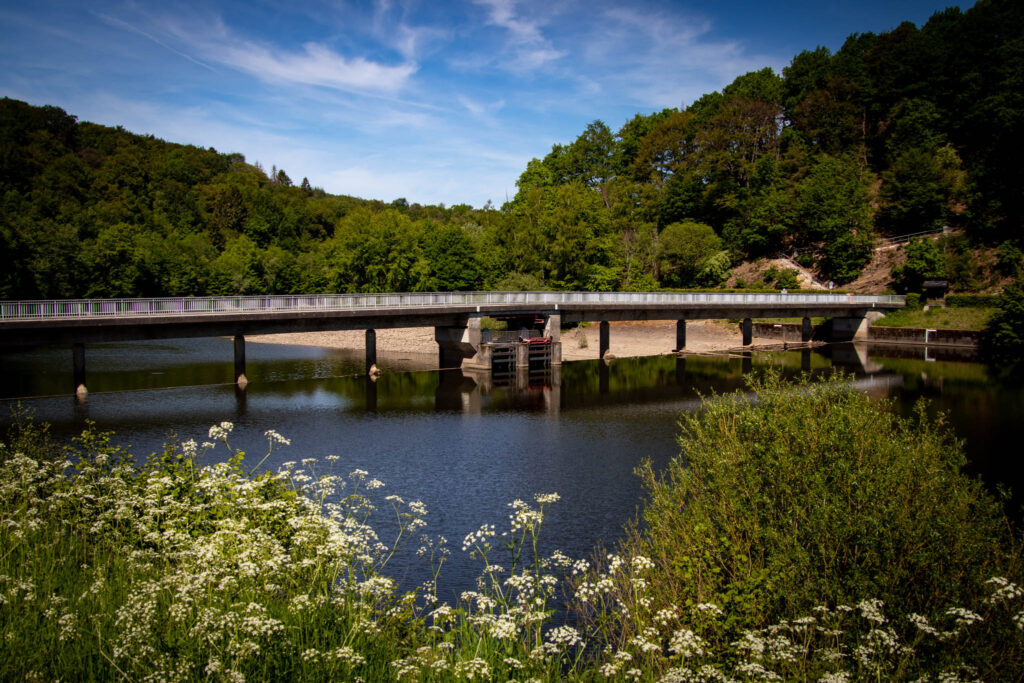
[997, 242, 1024, 278]
[981, 280, 1024, 364]
[947, 293, 1001, 308]
[593, 373, 1021, 677]
[774, 268, 799, 290]
[904, 292, 923, 309]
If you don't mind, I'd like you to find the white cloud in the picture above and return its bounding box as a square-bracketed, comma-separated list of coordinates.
[213, 41, 417, 93]
[471, 0, 567, 72]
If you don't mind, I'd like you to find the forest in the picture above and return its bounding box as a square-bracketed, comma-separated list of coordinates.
[1, 0, 1021, 299]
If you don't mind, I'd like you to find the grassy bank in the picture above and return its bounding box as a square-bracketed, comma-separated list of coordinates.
[872, 307, 994, 330]
[2, 376, 1022, 680]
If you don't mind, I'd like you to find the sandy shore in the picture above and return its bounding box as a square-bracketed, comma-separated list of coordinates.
[246, 319, 780, 363]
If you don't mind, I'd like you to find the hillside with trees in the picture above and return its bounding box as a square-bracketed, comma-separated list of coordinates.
[1, 0, 1021, 299]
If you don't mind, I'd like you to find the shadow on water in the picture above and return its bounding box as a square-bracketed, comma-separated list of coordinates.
[2, 339, 1022, 597]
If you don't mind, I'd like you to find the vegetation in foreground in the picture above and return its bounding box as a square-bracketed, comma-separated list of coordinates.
[2, 375, 1023, 681]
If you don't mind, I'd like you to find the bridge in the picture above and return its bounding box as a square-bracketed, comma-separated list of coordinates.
[0, 291, 903, 395]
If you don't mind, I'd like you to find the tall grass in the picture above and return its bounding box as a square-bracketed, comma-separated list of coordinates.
[2, 376, 1023, 681]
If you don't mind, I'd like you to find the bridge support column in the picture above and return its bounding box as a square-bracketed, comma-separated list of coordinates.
[365, 329, 377, 375]
[741, 318, 753, 346]
[831, 312, 883, 342]
[72, 343, 87, 396]
[234, 335, 247, 386]
[543, 314, 562, 366]
[802, 317, 813, 342]
[436, 315, 483, 369]
[599, 321, 610, 359]
[675, 320, 686, 352]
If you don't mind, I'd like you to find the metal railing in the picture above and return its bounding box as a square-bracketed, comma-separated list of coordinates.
[876, 227, 949, 247]
[0, 291, 905, 321]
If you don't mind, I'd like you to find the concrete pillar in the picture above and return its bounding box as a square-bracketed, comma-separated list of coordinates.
[436, 316, 483, 369]
[742, 318, 753, 346]
[543, 314, 561, 341]
[599, 321, 610, 359]
[831, 312, 883, 342]
[514, 342, 529, 369]
[675, 319, 686, 352]
[72, 343, 87, 396]
[365, 329, 377, 375]
[234, 335, 247, 386]
[802, 316, 812, 343]
[543, 314, 562, 366]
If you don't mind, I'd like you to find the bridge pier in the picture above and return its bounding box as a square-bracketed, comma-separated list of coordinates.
[831, 312, 884, 341]
[436, 315, 483, 369]
[543, 314, 562, 366]
[675, 320, 686, 351]
[599, 321, 610, 359]
[73, 343, 87, 396]
[366, 329, 377, 375]
[742, 318, 753, 346]
[802, 316, 813, 343]
[234, 335, 247, 386]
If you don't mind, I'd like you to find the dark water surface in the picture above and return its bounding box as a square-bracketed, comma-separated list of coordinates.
[2, 339, 1021, 600]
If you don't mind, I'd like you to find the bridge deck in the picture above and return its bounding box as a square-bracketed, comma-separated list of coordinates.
[0, 291, 903, 348]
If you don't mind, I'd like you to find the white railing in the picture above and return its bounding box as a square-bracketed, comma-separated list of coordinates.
[0, 291, 905, 321]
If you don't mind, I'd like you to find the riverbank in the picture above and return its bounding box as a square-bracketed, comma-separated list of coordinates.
[247, 319, 780, 361]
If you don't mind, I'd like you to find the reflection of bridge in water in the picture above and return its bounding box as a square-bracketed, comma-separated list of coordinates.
[0, 291, 903, 396]
[362, 349, 906, 416]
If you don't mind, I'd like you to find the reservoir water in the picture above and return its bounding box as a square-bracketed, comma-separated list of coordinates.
[1, 340, 1021, 601]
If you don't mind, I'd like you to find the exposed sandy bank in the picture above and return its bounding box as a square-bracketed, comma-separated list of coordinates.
[246, 319, 780, 364]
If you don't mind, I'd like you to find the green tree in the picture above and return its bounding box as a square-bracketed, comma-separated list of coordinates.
[981, 279, 1024, 364]
[420, 223, 482, 291]
[890, 237, 945, 293]
[657, 221, 722, 288]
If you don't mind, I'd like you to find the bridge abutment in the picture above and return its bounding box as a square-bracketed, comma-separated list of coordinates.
[436, 315, 483, 369]
[831, 312, 884, 341]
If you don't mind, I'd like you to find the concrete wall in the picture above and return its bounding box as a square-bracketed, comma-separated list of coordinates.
[751, 322, 807, 342]
[751, 321, 980, 348]
[868, 326, 980, 347]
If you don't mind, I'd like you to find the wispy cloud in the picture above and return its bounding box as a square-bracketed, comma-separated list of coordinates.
[471, 0, 566, 71]
[213, 40, 418, 93]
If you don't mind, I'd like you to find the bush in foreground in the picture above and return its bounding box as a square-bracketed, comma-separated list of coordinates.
[579, 373, 1023, 679]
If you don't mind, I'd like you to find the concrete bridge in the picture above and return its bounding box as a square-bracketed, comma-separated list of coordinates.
[0, 291, 903, 395]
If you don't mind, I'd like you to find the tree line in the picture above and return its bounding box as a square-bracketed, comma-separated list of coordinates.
[1, 0, 1021, 299]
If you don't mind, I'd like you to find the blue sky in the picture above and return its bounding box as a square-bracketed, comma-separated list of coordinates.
[0, 0, 970, 208]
